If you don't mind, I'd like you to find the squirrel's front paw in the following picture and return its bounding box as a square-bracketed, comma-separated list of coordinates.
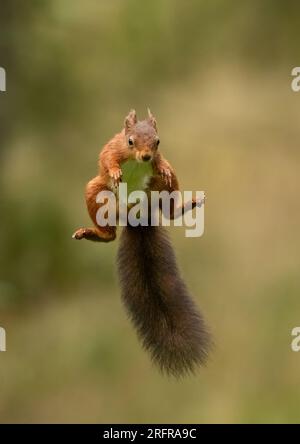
[109, 167, 122, 187]
[159, 166, 172, 187]
[72, 228, 87, 240]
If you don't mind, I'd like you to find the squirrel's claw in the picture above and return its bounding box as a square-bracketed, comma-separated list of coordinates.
[109, 167, 122, 187]
[72, 228, 86, 240]
[160, 167, 172, 187]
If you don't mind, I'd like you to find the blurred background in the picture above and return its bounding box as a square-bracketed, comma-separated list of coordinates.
[1, 0, 300, 423]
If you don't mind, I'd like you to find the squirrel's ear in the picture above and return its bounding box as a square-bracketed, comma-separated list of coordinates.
[147, 108, 157, 130]
[124, 109, 137, 133]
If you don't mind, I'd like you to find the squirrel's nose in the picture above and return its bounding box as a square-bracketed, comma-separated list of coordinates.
[142, 154, 151, 162]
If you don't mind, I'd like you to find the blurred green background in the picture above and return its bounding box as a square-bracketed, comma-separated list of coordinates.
[1, 0, 300, 423]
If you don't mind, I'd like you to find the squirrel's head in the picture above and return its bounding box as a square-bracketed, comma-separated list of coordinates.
[124, 109, 160, 163]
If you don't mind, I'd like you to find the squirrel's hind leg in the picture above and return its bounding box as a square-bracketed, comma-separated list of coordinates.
[73, 175, 117, 242]
[72, 226, 116, 242]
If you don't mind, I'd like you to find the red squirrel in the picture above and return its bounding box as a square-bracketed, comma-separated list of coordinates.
[73, 109, 211, 376]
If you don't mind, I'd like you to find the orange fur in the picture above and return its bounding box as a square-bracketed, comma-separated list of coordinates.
[72, 110, 211, 376]
[73, 109, 196, 241]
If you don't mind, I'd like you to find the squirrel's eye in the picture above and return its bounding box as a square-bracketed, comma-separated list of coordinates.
[156, 138, 160, 147]
[128, 137, 134, 147]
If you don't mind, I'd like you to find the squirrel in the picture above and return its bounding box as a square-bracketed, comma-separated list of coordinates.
[73, 109, 211, 377]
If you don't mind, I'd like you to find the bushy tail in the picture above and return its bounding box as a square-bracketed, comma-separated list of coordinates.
[117, 225, 211, 377]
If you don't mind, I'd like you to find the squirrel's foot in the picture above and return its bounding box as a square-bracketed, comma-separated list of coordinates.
[72, 227, 116, 242]
[193, 193, 206, 209]
[72, 228, 88, 240]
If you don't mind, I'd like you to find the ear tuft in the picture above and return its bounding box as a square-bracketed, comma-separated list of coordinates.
[147, 108, 157, 130]
[124, 109, 137, 133]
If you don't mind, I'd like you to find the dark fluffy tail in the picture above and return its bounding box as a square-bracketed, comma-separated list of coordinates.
[117, 225, 211, 377]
